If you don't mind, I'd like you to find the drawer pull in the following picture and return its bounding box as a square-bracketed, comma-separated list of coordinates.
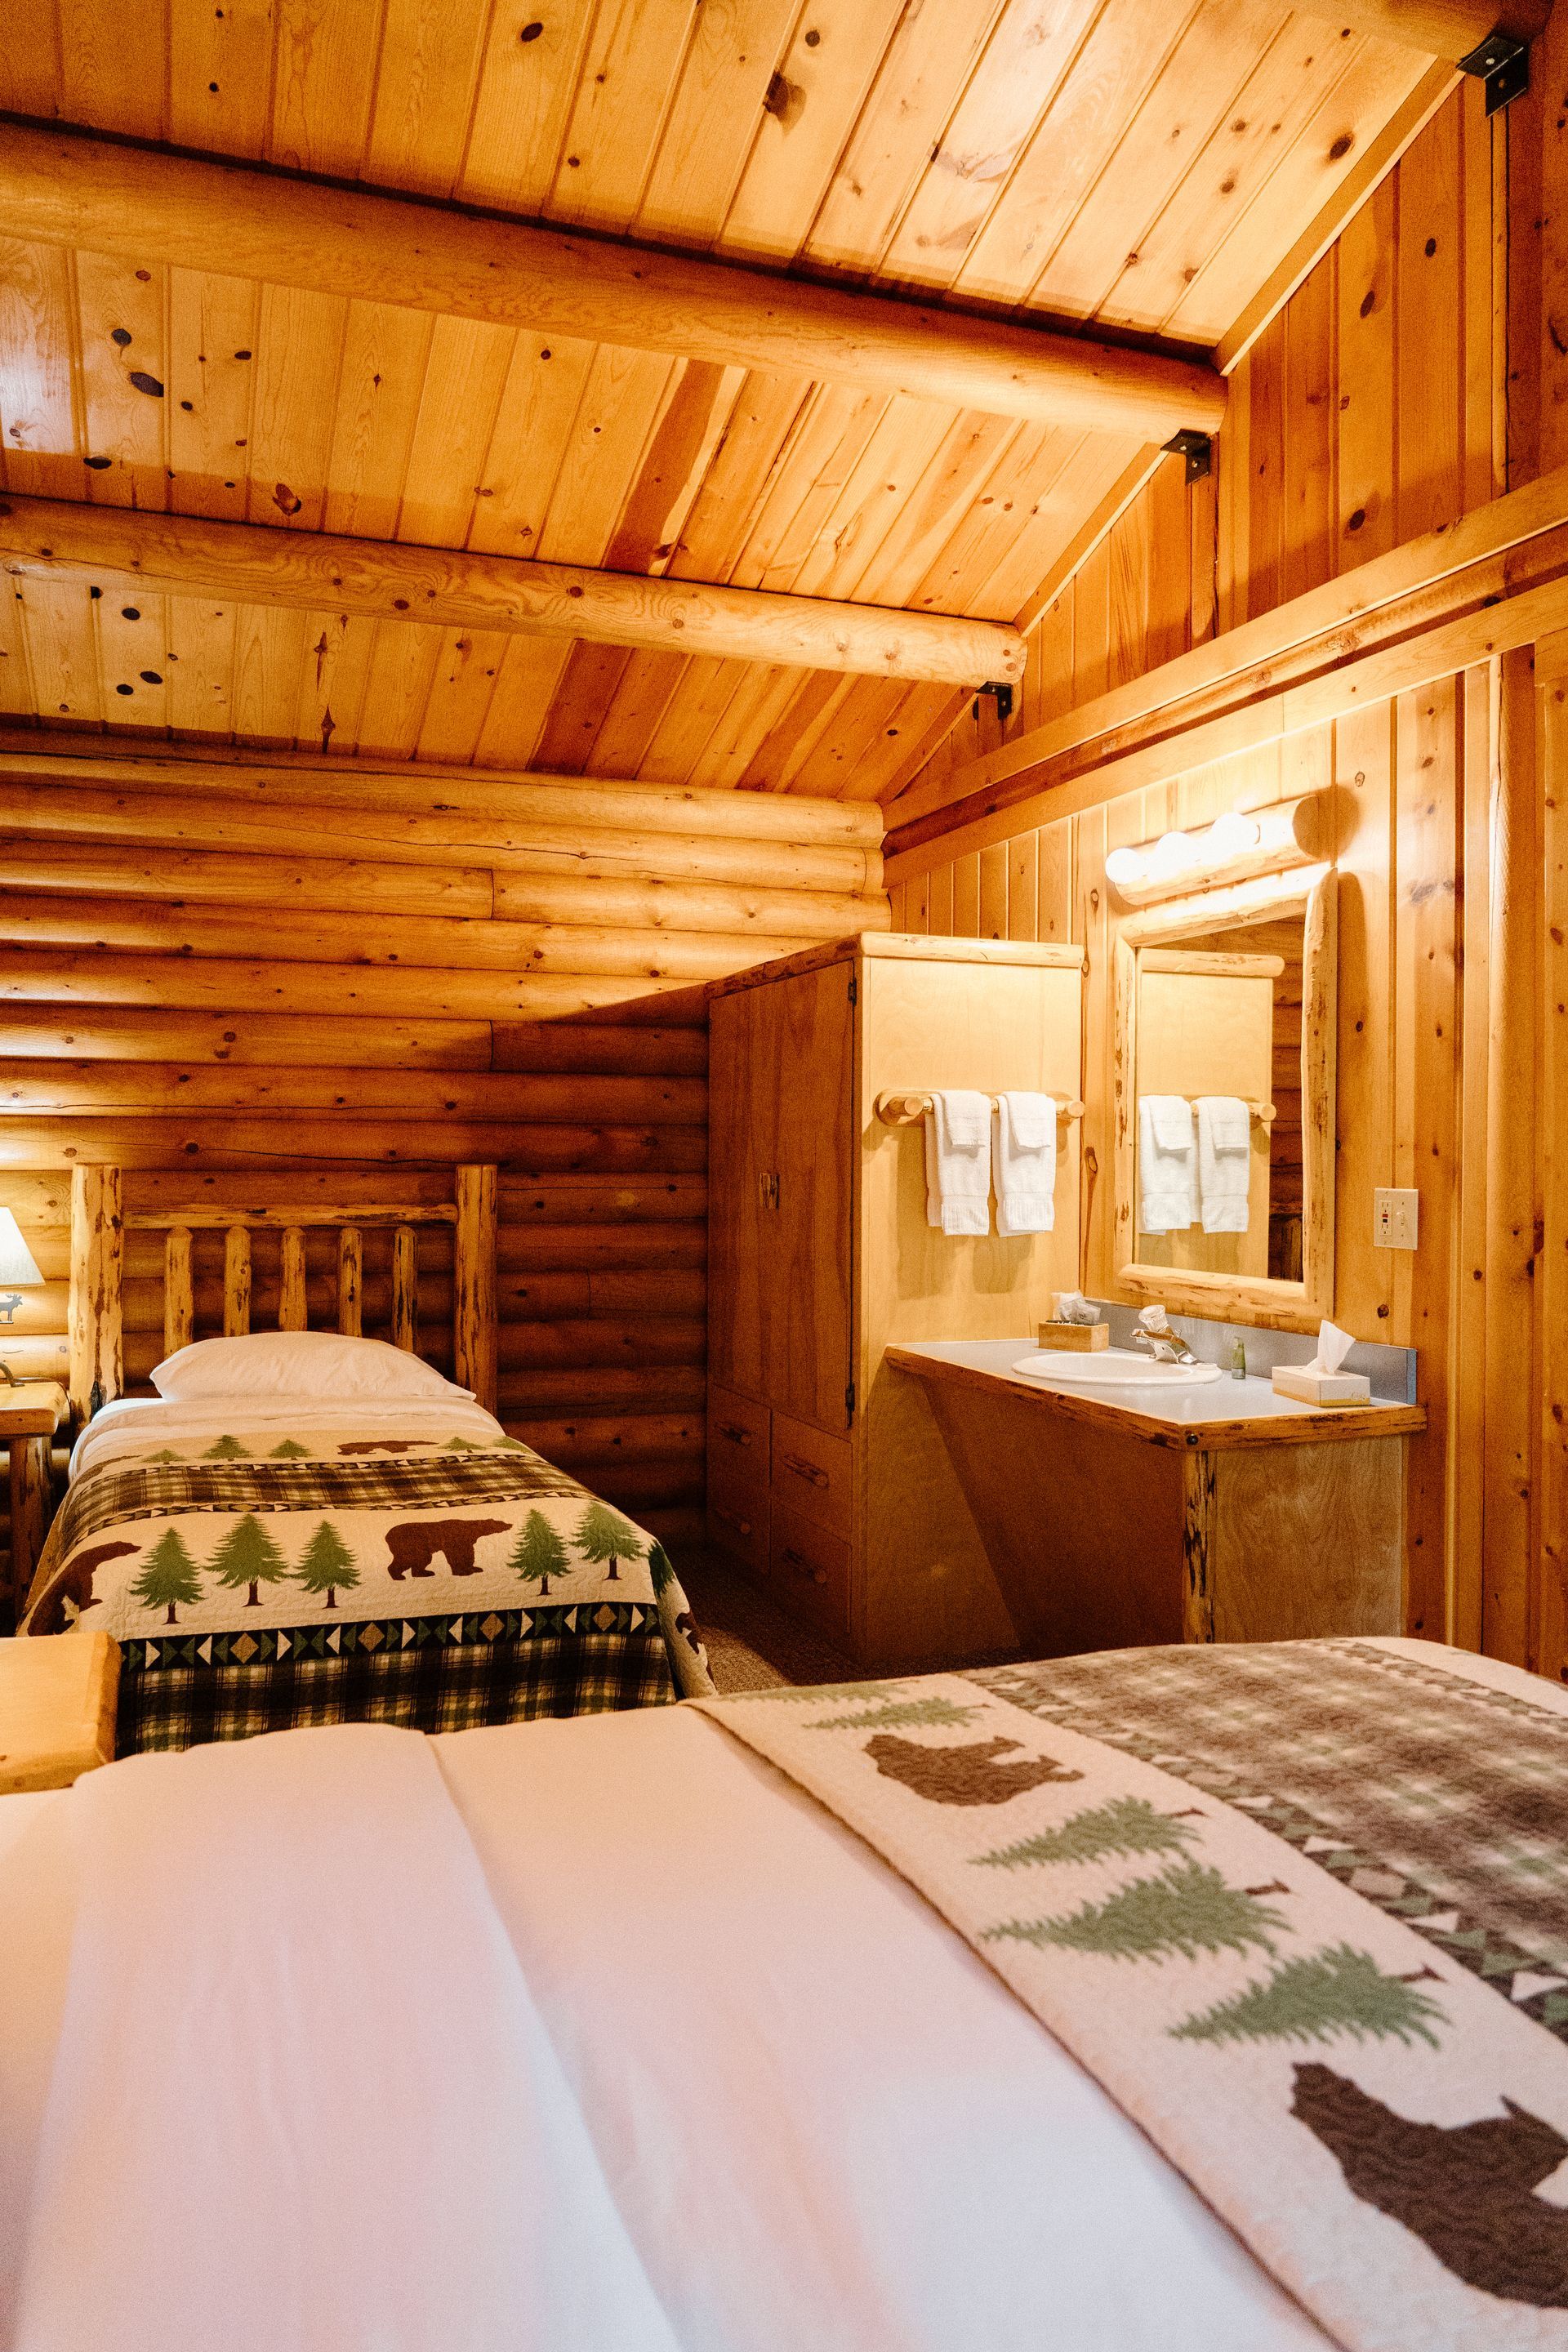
[781, 1547, 828, 1587]
[717, 1423, 753, 1447]
[782, 1454, 829, 1490]
[714, 1507, 753, 1538]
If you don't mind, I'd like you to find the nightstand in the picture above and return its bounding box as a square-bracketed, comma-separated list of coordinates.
[0, 1631, 119, 1793]
[1, 1383, 67, 1628]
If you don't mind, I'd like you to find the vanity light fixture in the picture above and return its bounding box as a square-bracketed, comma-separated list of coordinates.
[1105, 790, 1334, 907]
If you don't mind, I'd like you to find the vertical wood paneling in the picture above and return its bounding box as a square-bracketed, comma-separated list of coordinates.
[898, 86, 1509, 1664]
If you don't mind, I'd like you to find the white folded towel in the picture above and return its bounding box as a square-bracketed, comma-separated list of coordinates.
[1197, 1095, 1252, 1234]
[1138, 1095, 1196, 1232]
[992, 1092, 1056, 1235]
[924, 1089, 991, 1236]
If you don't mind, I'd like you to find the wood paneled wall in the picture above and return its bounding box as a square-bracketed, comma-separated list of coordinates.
[891, 84, 1527, 1668]
[0, 743, 887, 1591]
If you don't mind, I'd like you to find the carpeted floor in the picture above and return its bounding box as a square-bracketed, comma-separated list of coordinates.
[681, 1551, 861, 1692]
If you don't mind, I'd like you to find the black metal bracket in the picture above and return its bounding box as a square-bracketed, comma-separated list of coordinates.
[1458, 27, 1529, 115]
[974, 679, 1014, 725]
[1162, 429, 1213, 484]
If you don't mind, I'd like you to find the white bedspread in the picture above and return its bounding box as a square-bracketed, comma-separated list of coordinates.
[0, 1707, 1329, 2352]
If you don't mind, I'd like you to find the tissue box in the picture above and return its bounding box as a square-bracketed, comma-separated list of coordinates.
[1038, 1320, 1109, 1352]
[1272, 1365, 1371, 1406]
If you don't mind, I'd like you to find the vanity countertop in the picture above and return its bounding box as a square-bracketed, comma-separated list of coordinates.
[885, 1339, 1428, 1452]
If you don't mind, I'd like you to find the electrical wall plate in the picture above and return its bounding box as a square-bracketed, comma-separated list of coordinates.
[1373, 1187, 1419, 1250]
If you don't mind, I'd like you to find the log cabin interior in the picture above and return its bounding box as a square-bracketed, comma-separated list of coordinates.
[4, 5, 1568, 2346]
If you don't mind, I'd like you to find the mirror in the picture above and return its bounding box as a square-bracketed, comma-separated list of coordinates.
[1111, 867, 1335, 1328]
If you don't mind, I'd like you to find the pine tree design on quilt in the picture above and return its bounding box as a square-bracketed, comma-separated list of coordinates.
[575, 1499, 644, 1584]
[1172, 1943, 1446, 2050]
[211, 1513, 290, 1607]
[976, 1797, 1203, 1873]
[270, 1439, 310, 1459]
[131, 1528, 203, 1625]
[293, 1521, 359, 1610]
[203, 1434, 248, 1459]
[510, 1511, 568, 1598]
[808, 1695, 982, 1733]
[985, 1861, 1289, 1964]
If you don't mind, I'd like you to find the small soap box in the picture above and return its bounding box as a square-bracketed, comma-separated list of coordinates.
[1037, 1319, 1109, 1352]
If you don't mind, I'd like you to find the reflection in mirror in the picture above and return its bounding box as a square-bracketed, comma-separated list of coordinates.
[1133, 914, 1303, 1284]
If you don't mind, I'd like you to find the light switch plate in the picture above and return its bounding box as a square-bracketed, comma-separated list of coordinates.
[1374, 1187, 1419, 1250]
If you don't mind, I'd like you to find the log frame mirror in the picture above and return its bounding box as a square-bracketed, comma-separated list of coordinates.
[1111, 863, 1336, 1333]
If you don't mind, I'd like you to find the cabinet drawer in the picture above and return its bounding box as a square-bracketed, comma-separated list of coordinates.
[706, 1494, 769, 1580]
[708, 1385, 770, 1490]
[770, 1412, 853, 1539]
[771, 1502, 852, 1641]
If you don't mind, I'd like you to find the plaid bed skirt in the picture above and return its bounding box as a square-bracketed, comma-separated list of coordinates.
[115, 1601, 680, 1753]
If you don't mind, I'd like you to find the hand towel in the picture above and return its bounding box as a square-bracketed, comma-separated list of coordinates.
[1138, 1094, 1196, 1232]
[1196, 1095, 1251, 1234]
[924, 1089, 991, 1236]
[991, 1092, 1057, 1235]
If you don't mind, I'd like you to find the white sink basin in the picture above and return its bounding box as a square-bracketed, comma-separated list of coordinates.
[1011, 1348, 1224, 1388]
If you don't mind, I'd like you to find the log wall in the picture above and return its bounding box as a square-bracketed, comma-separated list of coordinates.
[0, 742, 888, 1592]
[892, 84, 1532, 1670]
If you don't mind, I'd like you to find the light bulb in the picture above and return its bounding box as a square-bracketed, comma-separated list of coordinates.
[1150, 830, 1193, 876]
[1209, 810, 1261, 858]
[1105, 846, 1143, 885]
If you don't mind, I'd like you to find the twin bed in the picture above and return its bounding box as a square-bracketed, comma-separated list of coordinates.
[22, 1336, 710, 1744]
[24, 1165, 710, 1746]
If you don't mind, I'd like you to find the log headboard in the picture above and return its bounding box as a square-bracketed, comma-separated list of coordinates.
[68, 1165, 499, 1421]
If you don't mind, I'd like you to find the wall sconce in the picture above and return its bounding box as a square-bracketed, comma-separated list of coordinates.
[0, 1207, 43, 1384]
[1104, 790, 1335, 907]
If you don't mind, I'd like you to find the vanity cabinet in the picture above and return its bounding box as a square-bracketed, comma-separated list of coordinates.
[706, 933, 1085, 1668]
[886, 1341, 1423, 1654]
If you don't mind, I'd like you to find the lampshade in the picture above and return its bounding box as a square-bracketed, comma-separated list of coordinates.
[0, 1208, 42, 1288]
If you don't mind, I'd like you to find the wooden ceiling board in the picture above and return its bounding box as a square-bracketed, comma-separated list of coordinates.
[1031, 0, 1292, 325]
[1160, 28, 1430, 343]
[0, 0, 1440, 788]
[716, 0, 910, 267]
[872, 0, 1107, 296]
[457, 2, 589, 216]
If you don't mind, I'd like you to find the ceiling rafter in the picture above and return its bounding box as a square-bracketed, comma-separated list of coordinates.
[0, 492, 1026, 688]
[0, 119, 1227, 446]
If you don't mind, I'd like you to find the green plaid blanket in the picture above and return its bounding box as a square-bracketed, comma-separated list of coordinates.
[25, 1424, 711, 1750]
[697, 1640, 1568, 2351]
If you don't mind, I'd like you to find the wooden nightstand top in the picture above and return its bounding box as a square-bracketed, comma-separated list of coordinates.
[0, 1633, 120, 1794]
[0, 1383, 68, 1438]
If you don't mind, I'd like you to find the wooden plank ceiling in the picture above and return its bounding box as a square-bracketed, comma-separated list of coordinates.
[0, 0, 1432, 796]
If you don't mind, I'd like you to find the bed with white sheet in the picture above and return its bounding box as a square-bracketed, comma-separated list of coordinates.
[2, 1636, 1565, 2352]
[21, 1331, 710, 1749]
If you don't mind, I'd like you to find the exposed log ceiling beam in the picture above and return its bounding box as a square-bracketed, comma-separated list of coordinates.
[1308, 2, 1548, 60]
[0, 120, 1227, 446]
[885, 461, 1568, 863]
[0, 493, 1023, 689]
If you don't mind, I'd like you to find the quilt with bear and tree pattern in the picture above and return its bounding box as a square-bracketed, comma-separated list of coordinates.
[23, 1416, 711, 1751]
[697, 1639, 1568, 2351]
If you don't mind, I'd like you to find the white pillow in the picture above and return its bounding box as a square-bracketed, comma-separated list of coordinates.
[152, 1332, 474, 1403]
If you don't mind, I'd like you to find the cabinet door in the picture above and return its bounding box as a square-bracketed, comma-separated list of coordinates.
[764, 964, 855, 1433]
[708, 986, 777, 1401]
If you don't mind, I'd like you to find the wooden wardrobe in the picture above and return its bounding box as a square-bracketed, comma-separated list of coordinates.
[706, 934, 1085, 1671]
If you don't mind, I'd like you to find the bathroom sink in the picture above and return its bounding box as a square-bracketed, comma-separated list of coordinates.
[1010, 1348, 1224, 1388]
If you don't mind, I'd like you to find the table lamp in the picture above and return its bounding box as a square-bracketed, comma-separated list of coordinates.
[0, 1208, 43, 1384]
